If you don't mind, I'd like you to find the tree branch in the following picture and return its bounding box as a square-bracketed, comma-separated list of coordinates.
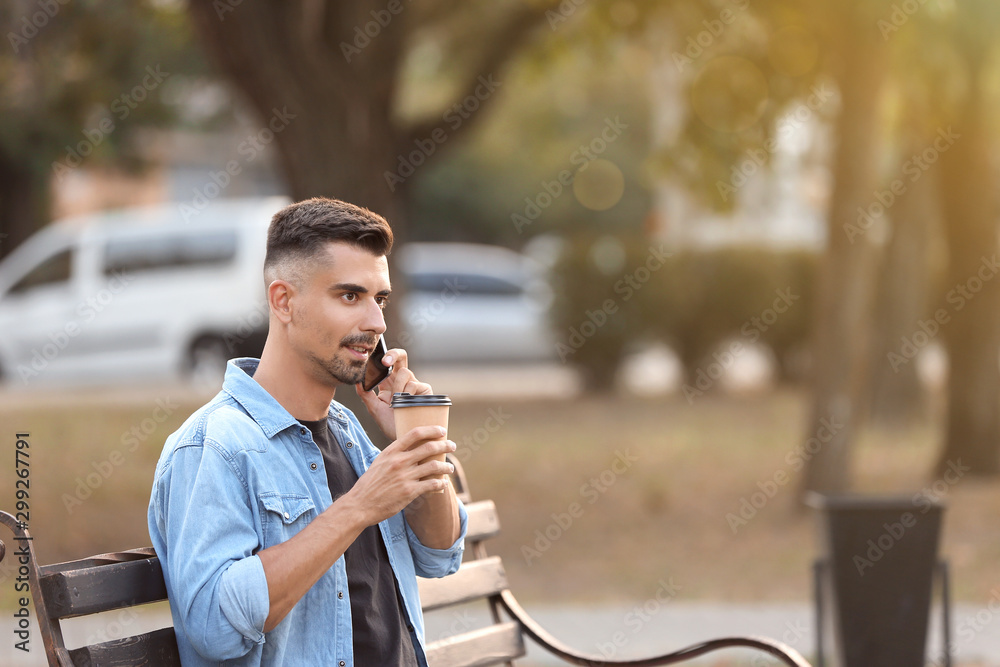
[399, 3, 555, 153]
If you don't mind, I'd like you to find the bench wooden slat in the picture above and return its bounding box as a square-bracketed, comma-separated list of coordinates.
[466, 500, 501, 544]
[39, 548, 158, 576]
[425, 621, 525, 667]
[67, 627, 180, 666]
[419, 556, 508, 612]
[40, 557, 168, 619]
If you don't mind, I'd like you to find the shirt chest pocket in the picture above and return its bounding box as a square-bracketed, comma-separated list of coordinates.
[258, 492, 316, 548]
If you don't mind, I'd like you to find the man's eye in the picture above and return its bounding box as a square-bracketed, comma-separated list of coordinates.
[343, 293, 357, 303]
[376, 297, 389, 309]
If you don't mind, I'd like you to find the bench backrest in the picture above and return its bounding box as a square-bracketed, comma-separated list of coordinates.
[0, 511, 180, 666]
[419, 456, 526, 666]
[0, 455, 516, 667]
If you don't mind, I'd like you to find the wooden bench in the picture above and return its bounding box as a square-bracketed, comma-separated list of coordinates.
[0, 457, 811, 666]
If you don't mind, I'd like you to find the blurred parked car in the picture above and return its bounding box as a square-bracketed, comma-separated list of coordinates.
[394, 242, 555, 363]
[0, 199, 555, 387]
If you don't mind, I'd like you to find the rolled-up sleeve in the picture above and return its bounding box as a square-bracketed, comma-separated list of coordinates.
[219, 555, 269, 645]
[150, 439, 270, 661]
[405, 498, 468, 578]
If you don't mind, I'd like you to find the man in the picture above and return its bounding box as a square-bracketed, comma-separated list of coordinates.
[148, 197, 467, 666]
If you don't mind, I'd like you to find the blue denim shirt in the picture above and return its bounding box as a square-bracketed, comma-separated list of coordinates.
[148, 358, 467, 666]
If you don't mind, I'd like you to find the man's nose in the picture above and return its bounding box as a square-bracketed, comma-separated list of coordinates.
[363, 300, 387, 335]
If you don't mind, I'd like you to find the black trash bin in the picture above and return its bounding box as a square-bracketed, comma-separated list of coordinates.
[808, 494, 948, 667]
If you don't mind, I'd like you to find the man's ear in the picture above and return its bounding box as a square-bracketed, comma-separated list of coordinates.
[267, 280, 295, 324]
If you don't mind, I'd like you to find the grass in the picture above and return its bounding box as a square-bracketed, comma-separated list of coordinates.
[1, 383, 999, 613]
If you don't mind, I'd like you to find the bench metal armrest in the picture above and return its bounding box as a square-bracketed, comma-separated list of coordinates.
[498, 589, 813, 667]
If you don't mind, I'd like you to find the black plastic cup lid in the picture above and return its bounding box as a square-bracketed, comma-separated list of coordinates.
[390, 392, 452, 407]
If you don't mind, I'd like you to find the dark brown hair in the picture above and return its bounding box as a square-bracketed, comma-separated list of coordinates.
[264, 198, 393, 280]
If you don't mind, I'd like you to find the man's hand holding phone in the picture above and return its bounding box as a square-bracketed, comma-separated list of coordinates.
[356, 334, 433, 440]
[361, 335, 392, 392]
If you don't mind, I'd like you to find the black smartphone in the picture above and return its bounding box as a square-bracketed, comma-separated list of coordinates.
[361, 335, 392, 391]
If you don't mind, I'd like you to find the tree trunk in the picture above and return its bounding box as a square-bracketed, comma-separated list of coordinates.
[934, 51, 1000, 477]
[867, 163, 938, 426]
[799, 6, 889, 497]
[185, 1, 549, 237]
[185, 1, 405, 223]
[0, 148, 49, 261]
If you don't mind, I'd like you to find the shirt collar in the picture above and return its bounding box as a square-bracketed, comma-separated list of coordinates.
[224, 358, 351, 434]
[224, 358, 305, 438]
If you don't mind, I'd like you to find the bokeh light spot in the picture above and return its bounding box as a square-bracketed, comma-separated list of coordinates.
[573, 159, 626, 211]
[589, 235, 627, 275]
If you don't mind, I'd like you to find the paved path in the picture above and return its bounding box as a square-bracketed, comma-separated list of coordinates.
[3, 601, 999, 665]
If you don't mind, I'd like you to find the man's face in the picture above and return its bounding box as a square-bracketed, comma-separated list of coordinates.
[288, 242, 390, 387]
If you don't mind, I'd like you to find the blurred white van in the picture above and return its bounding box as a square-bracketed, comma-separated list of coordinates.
[0, 197, 287, 386]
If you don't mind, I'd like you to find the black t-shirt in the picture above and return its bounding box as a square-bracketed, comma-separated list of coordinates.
[300, 418, 419, 666]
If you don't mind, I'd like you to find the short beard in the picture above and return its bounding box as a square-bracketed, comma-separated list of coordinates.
[311, 333, 377, 386]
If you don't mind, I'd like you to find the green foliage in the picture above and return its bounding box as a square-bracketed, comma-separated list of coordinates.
[405, 38, 653, 246]
[1, 1, 207, 166]
[552, 234, 818, 389]
[0, 0, 217, 254]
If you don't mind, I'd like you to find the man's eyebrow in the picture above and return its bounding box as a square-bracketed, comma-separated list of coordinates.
[331, 282, 392, 296]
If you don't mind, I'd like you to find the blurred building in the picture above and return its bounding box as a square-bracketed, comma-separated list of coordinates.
[648, 55, 830, 251]
[53, 98, 285, 221]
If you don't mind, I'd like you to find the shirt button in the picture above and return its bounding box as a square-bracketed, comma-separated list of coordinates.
[339, 661, 346, 667]
[299, 427, 307, 435]
[338, 591, 344, 599]
[346, 441, 353, 448]
[310, 462, 318, 471]
[283, 512, 290, 519]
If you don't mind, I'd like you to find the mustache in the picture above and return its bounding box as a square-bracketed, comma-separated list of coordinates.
[340, 334, 379, 348]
